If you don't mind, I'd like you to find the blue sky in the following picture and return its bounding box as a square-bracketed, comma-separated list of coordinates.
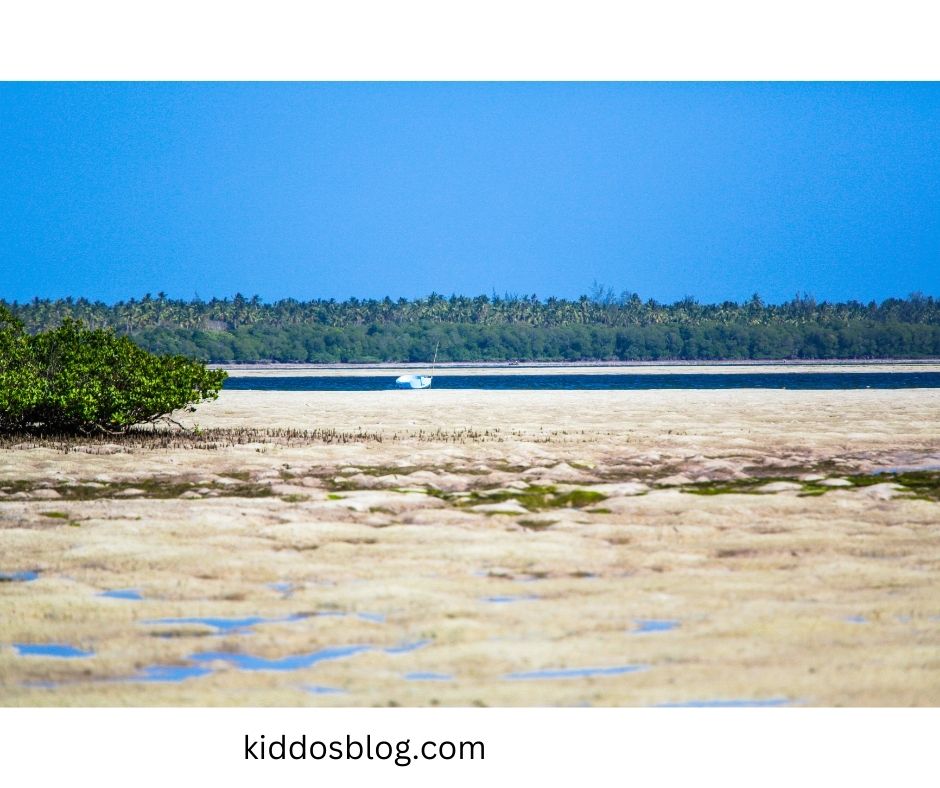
[1, 82, 937, 304]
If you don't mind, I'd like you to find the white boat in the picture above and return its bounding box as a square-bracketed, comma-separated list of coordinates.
[394, 342, 438, 389]
[395, 374, 433, 389]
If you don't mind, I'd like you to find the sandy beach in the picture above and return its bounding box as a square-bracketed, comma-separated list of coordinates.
[2, 375, 939, 706]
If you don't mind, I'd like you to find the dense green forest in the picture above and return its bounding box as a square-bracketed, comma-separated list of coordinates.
[4, 290, 939, 363]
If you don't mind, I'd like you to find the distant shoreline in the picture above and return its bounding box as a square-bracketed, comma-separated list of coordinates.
[214, 358, 939, 370]
[214, 359, 940, 377]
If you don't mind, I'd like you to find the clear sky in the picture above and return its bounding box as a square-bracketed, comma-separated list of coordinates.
[1, 82, 938, 304]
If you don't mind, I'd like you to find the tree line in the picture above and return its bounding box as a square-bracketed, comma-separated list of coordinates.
[4, 290, 938, 362]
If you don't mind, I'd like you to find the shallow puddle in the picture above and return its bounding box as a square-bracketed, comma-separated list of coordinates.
[357, 612, 386, 623]
[268, 582, 296, 596]
[404, 672, 453, 681]
[123, 638, 429, 681]
[657, 698, 790, 707]
[127, 664, 213, 683]
[144, 614, 306, 633]
[190, 644, 371, 671]
[15, 643, 93, 658]
[483, 595, 539, 604]
[21, 679, 58, 689]
[100, 589, 143, 600]
[844, 615, 868, 624]
[384, 639, 431, 654]
[632, 619, 680, 634]
[305, 685, 346, 695]
[0, 570, 39, 582]
[505, 665, 647, 680]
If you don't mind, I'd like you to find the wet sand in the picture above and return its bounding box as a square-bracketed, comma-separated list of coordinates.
[1, 382, 939, 706]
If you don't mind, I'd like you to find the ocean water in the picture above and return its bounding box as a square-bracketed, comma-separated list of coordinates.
[224, 371, 940, 392]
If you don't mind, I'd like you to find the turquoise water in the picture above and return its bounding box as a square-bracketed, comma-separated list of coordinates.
[225, 371, 940, 392]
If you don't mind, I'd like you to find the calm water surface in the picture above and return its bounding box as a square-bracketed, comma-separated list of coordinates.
[225, 372, 940, 391]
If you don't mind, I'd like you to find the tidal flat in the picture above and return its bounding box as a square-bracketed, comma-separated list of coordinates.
[1, 378, 939, 706]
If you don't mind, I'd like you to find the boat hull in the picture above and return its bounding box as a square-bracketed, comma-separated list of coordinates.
[395, 375, 433, 389]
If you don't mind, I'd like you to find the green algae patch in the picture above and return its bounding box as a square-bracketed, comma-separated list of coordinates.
[863, 471, 940, 502]
[680, 477, 840, 497]
[455, 484, 607, 512]
[680, 476, 831, 497]
[3, 477, 274, 501]
[517, 518, 558, 530]
[219, 470, 252, 482]
[677, 471, 940, 502]
[684, 478, 772, 495]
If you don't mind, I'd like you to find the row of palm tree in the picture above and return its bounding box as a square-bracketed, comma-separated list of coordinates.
[4, 290, 937, 334]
